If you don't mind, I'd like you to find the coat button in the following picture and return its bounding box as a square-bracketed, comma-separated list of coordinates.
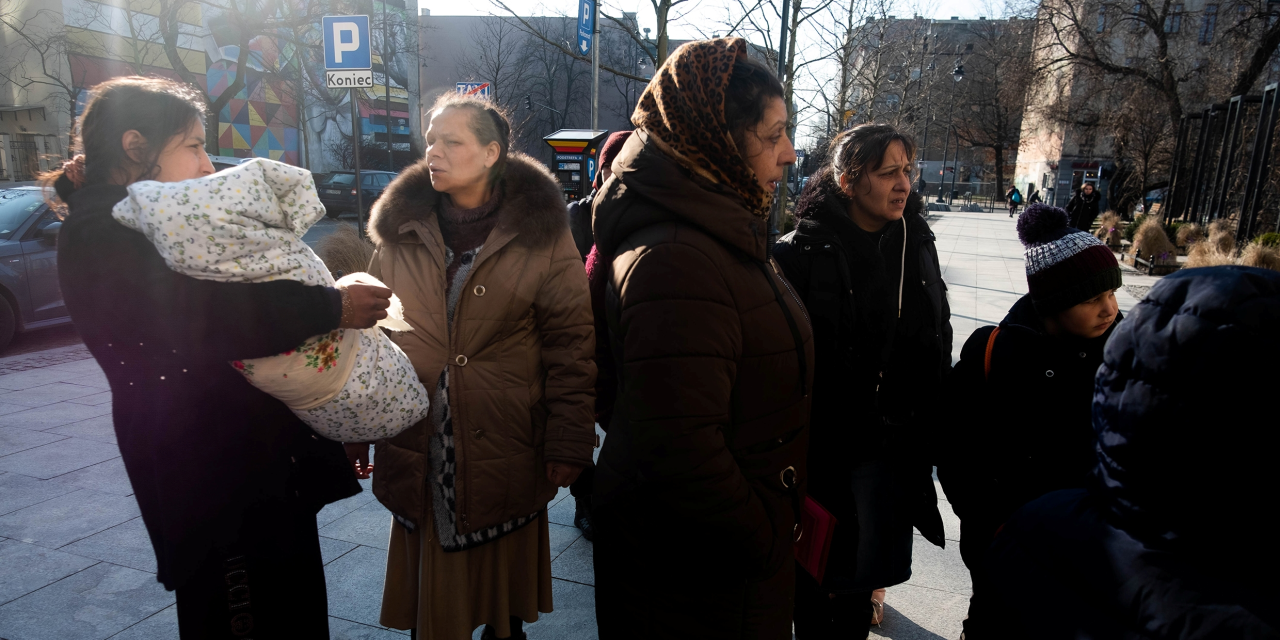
[1045, 370, 1055, 377]
[455, 355, 468, 366]
[1079, 352, 1087, 358]
[474, 285, 486, 296]
[473, 429, 484, 440]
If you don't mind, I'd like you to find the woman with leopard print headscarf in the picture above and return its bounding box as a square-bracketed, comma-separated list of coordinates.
[590, 38, 812, 639]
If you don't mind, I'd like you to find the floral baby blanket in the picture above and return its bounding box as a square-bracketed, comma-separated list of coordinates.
[112, 158, 428, 442]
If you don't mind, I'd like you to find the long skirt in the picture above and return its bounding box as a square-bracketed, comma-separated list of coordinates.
[379, 509, 553, 640]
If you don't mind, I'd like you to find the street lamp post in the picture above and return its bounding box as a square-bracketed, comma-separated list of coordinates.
[937, 60, 964, 203]
[919, 61, 934, 192]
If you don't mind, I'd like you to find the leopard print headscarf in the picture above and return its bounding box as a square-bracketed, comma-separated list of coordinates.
[632, 38, 770, 216]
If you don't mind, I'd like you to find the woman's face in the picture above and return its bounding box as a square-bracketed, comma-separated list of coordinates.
[1052, 288, 1119, 339]
[740, 96, 796, 194]
[425, 107, 499, 194]
[128, 119, 213, 183]
[1083, 183, 1095, 195]
[841, 139, 913, 232]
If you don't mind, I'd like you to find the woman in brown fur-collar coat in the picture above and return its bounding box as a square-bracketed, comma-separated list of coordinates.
[358, 93, 597, 640]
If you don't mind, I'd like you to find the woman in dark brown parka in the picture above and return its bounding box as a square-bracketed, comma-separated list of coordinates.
[590, 39, 814, 640]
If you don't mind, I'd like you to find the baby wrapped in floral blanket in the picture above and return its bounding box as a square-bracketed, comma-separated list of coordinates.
[111, 158, 428, 442]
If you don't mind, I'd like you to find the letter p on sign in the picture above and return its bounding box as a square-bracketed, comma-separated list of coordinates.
[323, 15, 371, 70]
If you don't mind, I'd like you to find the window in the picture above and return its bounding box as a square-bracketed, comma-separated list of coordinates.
[1132, 2, 1146, 30]
[1098, 6, 1108, 32]
[329, 173, 356, 186]
[965, 42, 974, 52]
[1165, 4, 1183, 32]
[1270, 0, 1279, 27]
[0, 191, 44, 241]
[1199, 4, 1217, 44]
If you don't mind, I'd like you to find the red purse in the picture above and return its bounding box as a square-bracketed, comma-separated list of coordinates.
[794, 496, 837, 584]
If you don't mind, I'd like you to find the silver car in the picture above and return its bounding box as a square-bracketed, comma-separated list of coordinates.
[0, 187, 69, 352]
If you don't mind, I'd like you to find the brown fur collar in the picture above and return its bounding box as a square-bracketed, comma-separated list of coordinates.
[368, 151, 567, 249]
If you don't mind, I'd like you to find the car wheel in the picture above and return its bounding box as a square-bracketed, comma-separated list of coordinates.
[325, 207, 341, 219]
[0, 296, 17, 354]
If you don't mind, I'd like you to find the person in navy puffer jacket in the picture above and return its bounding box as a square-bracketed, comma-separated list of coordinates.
[983, 266, 1280, 639]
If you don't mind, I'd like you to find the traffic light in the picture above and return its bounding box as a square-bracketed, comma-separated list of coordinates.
[525, 95, 532, 110]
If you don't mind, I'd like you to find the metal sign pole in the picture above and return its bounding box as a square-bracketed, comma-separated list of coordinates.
[591, 0, 599, 132]
[384, 1, 393, 171]
[352, 88, 365, 236]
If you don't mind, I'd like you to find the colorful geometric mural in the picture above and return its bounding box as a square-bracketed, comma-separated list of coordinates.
[211, 62, 299, 164]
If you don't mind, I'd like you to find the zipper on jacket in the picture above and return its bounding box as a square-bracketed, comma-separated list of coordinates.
[759, 260, 810, 398]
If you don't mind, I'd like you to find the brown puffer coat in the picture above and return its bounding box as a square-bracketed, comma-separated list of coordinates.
[366, 152, 597, 535]
[591, 131, 814, 638]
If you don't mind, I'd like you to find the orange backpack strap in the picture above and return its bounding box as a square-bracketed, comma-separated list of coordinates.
[984, 327, 1001, 382]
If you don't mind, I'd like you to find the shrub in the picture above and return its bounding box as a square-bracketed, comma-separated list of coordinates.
[1255, 232, 1280, 248]
[1094, 212, 1123, 246]
[1129, 216, 1178, 264]
[1123, 215, 1147, 242]
[1186, 239, 1237, 268]
[1240, 242, 1280, 271]
[315, 223, 375, 278]
[1176, 223, 1204, 246]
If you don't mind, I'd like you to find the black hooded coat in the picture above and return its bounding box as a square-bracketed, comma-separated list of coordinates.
[983, 267, 1280, 639]
[773, 168, 949, 592]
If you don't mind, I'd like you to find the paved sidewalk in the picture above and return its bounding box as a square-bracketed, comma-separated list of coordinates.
[0, 209, 1143, 640]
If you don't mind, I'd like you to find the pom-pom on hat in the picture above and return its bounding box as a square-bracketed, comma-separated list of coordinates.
[1017, 203, 1122, 315]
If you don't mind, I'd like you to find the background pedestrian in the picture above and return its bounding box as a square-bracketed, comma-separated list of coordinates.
[938, 203, 1122, 638]
[774, 123, 951, 639]
[365, 93, 596, 640]
[1066, 182, 1100, 231]
[52, 76, 385, 637]
[589, 38, 811, 640]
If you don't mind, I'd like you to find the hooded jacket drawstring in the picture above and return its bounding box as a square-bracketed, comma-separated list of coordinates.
[898, 217, 907, 318]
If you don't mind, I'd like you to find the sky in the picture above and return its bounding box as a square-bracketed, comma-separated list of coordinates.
[423, 0, 1004, 41]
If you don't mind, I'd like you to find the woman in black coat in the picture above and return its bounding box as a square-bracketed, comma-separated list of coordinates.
[51, 77, 389, 637]
[1066, 182, 1101, 231]
[938, 204, 1122, 638]
[774, 123, 950, 639]
[982, 266, 1280, 639]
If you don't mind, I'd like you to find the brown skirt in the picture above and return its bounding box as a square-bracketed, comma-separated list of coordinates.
[379, 510, 554, 640]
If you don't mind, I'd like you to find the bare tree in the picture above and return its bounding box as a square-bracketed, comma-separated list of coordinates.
[952, 17, 1035, 198]
[0, 8, 91, 141]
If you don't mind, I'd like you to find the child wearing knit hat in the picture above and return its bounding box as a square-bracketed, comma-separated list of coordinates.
[937, 203, 1123, 638]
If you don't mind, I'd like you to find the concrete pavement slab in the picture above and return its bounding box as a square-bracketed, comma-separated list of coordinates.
[870, 583, 969, 640]
[550, 536, 593, 587]
[0, 471, 76, 517]
[319, 501, 392, 550]
[0, 402, 32, 416]
[521, 578, 598, 640]
[53, 456, 135, 496]
[0, 539, 98, 606]
[46, 415, 118, 445]
[0, 382, 105, 407]
[60, 517, 157, 574]
[546, 492, 577, 527]
[324, 544, 398, 632]
[0, 561, 173, 640]
[64, 372, 111, 390]
[107, 605, 177, 640]
[317, 478, 376, 527]
[0, 369, 73, 392]
[0, 401, 112, 430]
[0, 437, 121, 479]
[0, 488, 140, 549]
[42, 359, 104, 376]
[548, 522, 582, 560]
[320, 536, 359, 565]
[904, 534, 971, 597]
[0, 425, 67, 457]
[331, 615, 411, 638]
[67, 391, 114, 406]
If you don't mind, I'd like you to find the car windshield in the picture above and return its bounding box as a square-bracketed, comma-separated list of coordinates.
[329, 174, 355, 186]
[0, 191, 44, 241]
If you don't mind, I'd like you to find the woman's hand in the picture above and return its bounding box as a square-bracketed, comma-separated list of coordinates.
[546, 462, 584, 488]
[344, 442, 374, 479]
[339, 283, 392, 329]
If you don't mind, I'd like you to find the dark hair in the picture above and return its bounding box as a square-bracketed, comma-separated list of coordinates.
[43, 76, 206, 202]
[829, 123, 918, 191]
[724, 56, 786, 157]
[428, 92, 513, 186]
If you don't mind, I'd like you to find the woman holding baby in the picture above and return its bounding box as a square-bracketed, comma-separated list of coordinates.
[52, 77, 392, 637]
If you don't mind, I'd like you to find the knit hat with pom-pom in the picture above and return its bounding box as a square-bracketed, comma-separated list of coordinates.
[1017, 203, 1122, 314]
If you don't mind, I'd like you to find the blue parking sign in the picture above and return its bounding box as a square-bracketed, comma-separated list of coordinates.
[576, 0, 594, 55]
[323, 15, 371, 70]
